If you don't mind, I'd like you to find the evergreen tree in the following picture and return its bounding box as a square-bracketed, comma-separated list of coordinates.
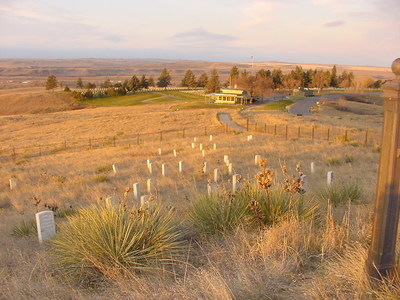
[271, 69, 283, 89]
[139, 75, 149, 90]
[148, 76, 155, 87]
[197, 73, 208, 87]
[230, 66, 239, 86]
[127, 75, 140, 92]
[46, 75, 58, 91]
[205, 69, 220, 93]
[330, 65, 338, 87]
[102, 79, 112, 88]
[76, 77, 83, 88]
[157, 68, 171, 87]
[181, 69, 196, 87]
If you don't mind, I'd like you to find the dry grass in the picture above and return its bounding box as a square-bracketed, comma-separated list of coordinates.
[1, 98, 393, 299]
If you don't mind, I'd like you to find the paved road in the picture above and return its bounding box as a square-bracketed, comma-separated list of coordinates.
[217, 112, 246, 132]
[287, 94, 343, 115]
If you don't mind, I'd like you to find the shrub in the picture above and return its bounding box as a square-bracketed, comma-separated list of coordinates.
[325, 156, 342, 166]
[318, 182, 363, 207]
[51, 204, 183, 283]
[95, 165, 113, 174]
[187, 191, 249, 235]
[12, 219, 37, 237]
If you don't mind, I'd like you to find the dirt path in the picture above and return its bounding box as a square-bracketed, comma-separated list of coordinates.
[217, 112, 246, 132]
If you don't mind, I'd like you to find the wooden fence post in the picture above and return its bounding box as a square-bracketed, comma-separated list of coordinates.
[204, 126, 207, 136]
[160, 131, 163, 141]
[365, 129, 369, 146]
[312, 126, 315, 140]
[137, 133, 140, 145]
[113, 135, 116, 147]
[344, 130, 348, 142]
[247, 119, 249, 131]
[12, 147, 16, 162]
[298, 126, 300, 138]
[285, 125, 288, 139]
[327, 128, 330, 141]
[182, 128, 185, 138]
[274, 124, 277, 136]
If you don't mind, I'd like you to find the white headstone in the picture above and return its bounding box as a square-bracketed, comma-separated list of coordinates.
[207, 182, 216, 195]
[310, 162, 315, 174]
[9, 178, 17, 190]
[202, 149, 205, 157]
[173, 149, 177, 157]
[112, 164, 118, 174]
[247, 135, 253, 141]
[223, 155, 229, 164]
[105, 196, 117, 207]
[199, 143, 203, 151]
[327, 171, 334, 186]
[36, 211, 56, 243]
[225, 159, 230, 166]
[191, 143, 195, 149]
[147, 159, 151, 168]
[140, 195, 149, 208]
[158, 148, 162, 156]
[162, 163, 167, 177]
[202, 162, 207, 173]
[232, 174, 241, 193]
[209, 135, 213, 141]
[194, 137, 197, 142]
[148, 162, 153, 174]
[147, 179, 153, 194]
[214, 168, 220, 182]
[179, 161, 184, 173]
[213, 143, 217, 150]
[133, 183, 141, 201]
[254, 155, 261, 165]
[228, 163, 233, 176]
[300, 174, 307, 191]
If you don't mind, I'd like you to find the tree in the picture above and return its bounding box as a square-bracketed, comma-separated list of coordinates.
[330, 65, 338, 88]
[76, 77, 83, 88]
[229, 66, 239, 87]
[312, 70, 330, 93]
[46, 75, 58, 91]
[197, 73, 208, 87]
[253, 75, 273, 100]
[148, 76, 155, 87]
[127, 75, 140, 92]
[205, 69, 220, 93]
[157, 68, 171, 88]
[272, 69, 283, 89]
[139, 75, 149, 90]
[339, 71, 355, 88]
[102, 79, 112, 88]
[181, 69, 196, 88]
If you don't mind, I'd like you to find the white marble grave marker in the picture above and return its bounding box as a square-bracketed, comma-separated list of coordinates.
[162, 163, 167, 177]
[214, 168, 220, 182]
[254, 155, 261, 165]
[311, 162, 315, 174]
[202, 150, 205, 157]
[147, 159, 151, 168]
[194, 137, 197, 142]
[148, 163, 153, 174]
[202, 162, 207, 173]
[199, 143, 203, 151]
[140, 195, 149, 208]
[191, 143, 195, 149]
[300, 174, 307, 191]
[232, 174, 241, 193]
[147, 179, 153, 193]
[213, 143, 217, 150]
[158, 148, 162, 155]
[133, 183, 141, 201]
[179, 161, 184, 173]
[228, 163, 233, 176]
[173, 149, 177, 157]
[327, 171, 334, 186]
[209, 135, 213, 141]
[9, 178, 17, 190]
[112, 164, 118, 174]
[247, 135, 253, 141]
[36, 211, 56, 243]
[223, 155, 229, 164]
[207, 182, 216, 195]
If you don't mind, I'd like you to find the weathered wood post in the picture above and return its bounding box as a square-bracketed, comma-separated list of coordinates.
[366, 58, 400, 280]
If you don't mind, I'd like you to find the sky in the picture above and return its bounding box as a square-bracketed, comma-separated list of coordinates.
[0, 0, 399, 67]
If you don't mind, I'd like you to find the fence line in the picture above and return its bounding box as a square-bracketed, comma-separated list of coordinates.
[2, 122, 380, 163]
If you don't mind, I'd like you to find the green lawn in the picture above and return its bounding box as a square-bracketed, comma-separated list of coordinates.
[80, 92, 164, 106]
[255, 100, 294, 111]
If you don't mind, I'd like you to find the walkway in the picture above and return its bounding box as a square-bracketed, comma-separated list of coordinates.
[217, 112, 246, 132]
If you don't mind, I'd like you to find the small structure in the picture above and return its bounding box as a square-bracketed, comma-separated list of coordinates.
[205, 88, 250, 105]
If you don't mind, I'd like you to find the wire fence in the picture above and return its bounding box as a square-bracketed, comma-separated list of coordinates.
[2, 121, 381, 164]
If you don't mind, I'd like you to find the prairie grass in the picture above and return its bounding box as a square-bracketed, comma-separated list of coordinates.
[318, 182, 363, 207]
[0, 99, 387, 299]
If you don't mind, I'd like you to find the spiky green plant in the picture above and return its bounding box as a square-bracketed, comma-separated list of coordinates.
[51, 204, 183, 283]
[318, 182, 363, 207]
[12, 219, 37, 237]
[187, 191, 249, 235]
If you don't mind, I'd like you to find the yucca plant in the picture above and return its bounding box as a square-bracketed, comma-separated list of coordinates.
[11, 219, 37, 238]
[187, 190, 249, 235]
[51, 204, 183, 283]
[318, 182, 362, 207]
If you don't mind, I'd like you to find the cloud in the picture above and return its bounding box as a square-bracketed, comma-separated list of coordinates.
[323, 20, 346, 27]
[239, 0, 277, 28]
[171, 28, 237, 45]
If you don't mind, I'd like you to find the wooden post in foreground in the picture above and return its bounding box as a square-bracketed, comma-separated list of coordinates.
[366, 58, 400, 280]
